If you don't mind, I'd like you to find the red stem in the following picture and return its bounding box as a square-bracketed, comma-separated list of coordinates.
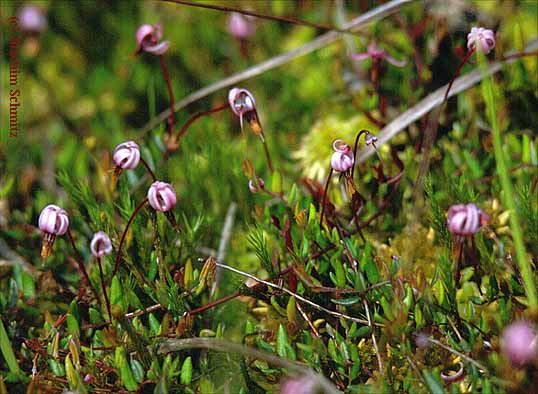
[111, 198, 149, 279]
[187, 291, 241, 316]
[67, 229, 99, 301]
[97, 257, 112, 323]
[444, 48, 474, 102]
[140, 157, 157, 181]
[319, 168, 334, 228]
[176, 103, 229, 141]
[159, 55, 176, 138]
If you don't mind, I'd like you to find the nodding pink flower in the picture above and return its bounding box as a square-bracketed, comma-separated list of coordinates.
[148, 181, 177, 212]
[440, 362, 465, 383]
[364, 131, 378, 146]
[38, 204, 69, 258]
[248, 178, 265, 193]
[18, 5, 47, 34]
[113, 141, 140, 170]
[228, 87, 262, 135]
[280, 375, 318, 394]
[447, 203, 489, 236]
[330, 139, 355, 173]
[135, 24, 170, 55]
[90, 231, 113, 258]
[501, 321, 538, 367]
[352, 43, 407, 67]
[227, 12, 255, 40]
[467, 27, 495, 54]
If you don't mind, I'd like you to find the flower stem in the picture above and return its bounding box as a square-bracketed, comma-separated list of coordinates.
[159, 55, 176, 141]
[187, 291, 241, 316]
[140, 157, 157, 181]
[319, 168, 334, 228]
[176, 103, 229, 142]
[479, 52, 538, 311]
[67, 229, 99, 301]
[97, 257, 112, 323]
[111, 198, 149, 280]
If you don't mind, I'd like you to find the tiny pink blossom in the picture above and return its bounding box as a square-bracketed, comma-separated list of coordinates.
[148, 181, 177, 212]
[136, 23, 170, 55]
[248, 178, 265, 193]
[280, 375, 318, 394]
[330, 139, 354, 173]
[352, 43, 407, 67]
[501, 321, 538, 367]
[228, 87, 258, 132]
[38, 204, 69, 236]
[364, 131, 378, 146]
[227, 12, 255, 40]
[18, 5, 47, 33]
[90, 231, 113, 258]
[447, 203, 489, 236]
[113, 141, 140, 170]
[467, 27, 495, 54]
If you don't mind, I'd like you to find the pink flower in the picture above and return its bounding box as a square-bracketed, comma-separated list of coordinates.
[38, 204, 69, 236]
[136, 24, 170, 55]
[228, 87, 257, 129]
[501, 321, 538, 367]
[447, 203, 489, 236]
[227, 12, 255, 40]
[248, 178, 265, 193]
[280, 375, 318, 394]
[364, 131, 378, 146]
[113, 141, 140, 170]
[352, 43, 407, 67]
[467, 27, 495, 54]
[18, 5, 47, 33]
[148, 181, 177, 212]
[330, 139, 354, 173]
[90, 231, 113, 258]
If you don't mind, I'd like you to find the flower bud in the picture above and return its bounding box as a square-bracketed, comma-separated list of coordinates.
[280, 374, 318, 394]
[18, 5, 47, 34]
[38, 204, 69, 258]
[467, 27, 495, 54]
[364, 131, 378, 146]
[228, 87, 262, 135]
[227, 12, 255, 40]
[330, 139, 354, 173]
[113, 141, 140, 170]
[136, 23, 170, 55]
[148, 181, 177, 212]
[447, 203, 489, 236]
[90, 231, 113, 258]
[248, 178, 265, 193]
[501, 321, 538, 367]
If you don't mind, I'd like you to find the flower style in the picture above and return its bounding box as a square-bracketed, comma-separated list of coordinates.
[113, 141, 140, 170]
[352, 43, 407, 67]
[228, 87, 262, 135]
[467, 27, 495, 54]
[330, 139, 355, 173]
[148, 181, 177, 212]
[228, 12, 255, 40]
[90, 231, 113, 258]
[18, 5, 47, 34]
[38, 204, 69, 258]
[501, 321, 538, 367]
[135, 24, 170, 55]
[447, 203, 489, 236]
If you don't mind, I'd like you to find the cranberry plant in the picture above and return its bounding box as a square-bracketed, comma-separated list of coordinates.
[1, 1, 537, 393]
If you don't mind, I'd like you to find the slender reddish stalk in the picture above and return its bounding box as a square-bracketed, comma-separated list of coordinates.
[319, 168, 334, 228]
[139, 157, 157, 181]
[97, 257, 112, 322]
[187, 291, 241, 316]
[444, 48, 474, 102]
[260, 136, 274, 173]
[112, 198, 149, 279]
[351, 129, 369, 180]
[67, 229, 99, 301]
[500, 50, 538, 62]
[176, 103, 229, 141]
[159, 55, 176, 139]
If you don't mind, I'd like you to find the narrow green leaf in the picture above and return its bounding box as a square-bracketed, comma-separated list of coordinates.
[0, 320, 22, 379]
[180, 356, 193, 385]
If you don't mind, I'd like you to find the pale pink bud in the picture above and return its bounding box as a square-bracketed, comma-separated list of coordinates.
[38, 204, 69, 236]
[364, 131, 378, 146]
[148, 181, 177, 212]
[228, 87, 256, 118]
[113, 141, 140, 170]
[227, 12, 255, 40]
[501, 321, 538, 367]
[136, 23, 170, 55]
[330, 139, 354, 173]
[467, 27, 495, 54]
[18, 5, 47, 33]
[447, 203, 489, 236]
[248, 178, 265, 193]
[90, 231, 113, 258]
[280, 375, 318, 394]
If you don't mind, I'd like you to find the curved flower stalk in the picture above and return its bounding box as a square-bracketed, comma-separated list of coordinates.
[90, 231, 113, 322]
[135, 24, 177, 151]
[112, 140, 156, 183]
[228, 87, 274, 172]
[446, 203, 490, 281]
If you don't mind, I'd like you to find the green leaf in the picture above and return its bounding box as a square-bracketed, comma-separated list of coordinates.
[331, 296, 360, 306]
[180, 356, 193, 385]
[0, 320, 22, 380]
[115, 346, 138, 391]
[276, 324, 289, 358]
[422, 370, 444, 394]
[131, 359, 145, 383]
[111, 276, 127, 314]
